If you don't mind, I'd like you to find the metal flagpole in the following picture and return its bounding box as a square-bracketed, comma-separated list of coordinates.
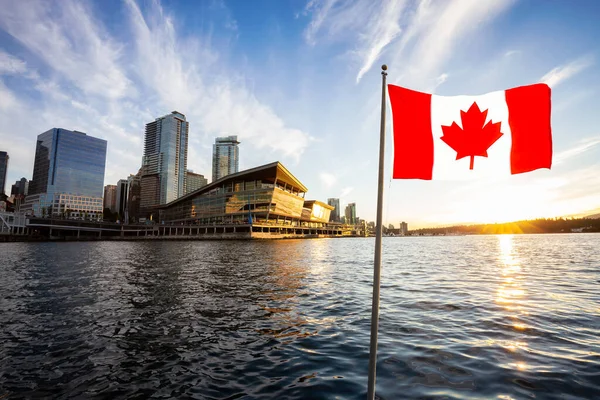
[367, 64, 388, 400]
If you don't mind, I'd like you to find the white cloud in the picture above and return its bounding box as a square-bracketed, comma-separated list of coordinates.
[304, 0, 406, 83]
[554, 136, 600, 165]
[0, 50, 26, 75]
[304, 0, 515, 86]
[504, 50, 520, 57]
[435, 73, 448, 88]
[540, 55, 594, 88]
[0, 79, 19, 110]
[125, 0, 311, 164]
[0, 0, 133, 99]
[340, 186, 354, 198]
[303, 0, 340, 46]
[395, 0, 515, 90]
[319, 172, 336, 187]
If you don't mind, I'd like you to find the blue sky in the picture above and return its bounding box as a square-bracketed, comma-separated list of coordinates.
[0, 0, 599, 228]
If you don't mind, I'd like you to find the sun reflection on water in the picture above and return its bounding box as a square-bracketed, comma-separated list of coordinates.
[496, 235, 529, 372]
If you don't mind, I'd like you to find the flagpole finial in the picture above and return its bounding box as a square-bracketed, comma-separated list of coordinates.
[381, 64, 387, 71]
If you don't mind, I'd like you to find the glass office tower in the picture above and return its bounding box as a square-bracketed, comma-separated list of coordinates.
[0, 151, 8, 195]
[25, 128, 107, 218]
[141, 111, 189, 208]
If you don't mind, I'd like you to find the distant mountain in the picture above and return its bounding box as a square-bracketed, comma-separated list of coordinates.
[587, 213, 600, 219]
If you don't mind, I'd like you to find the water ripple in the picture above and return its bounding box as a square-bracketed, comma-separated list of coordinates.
[0, 234, 599, 399]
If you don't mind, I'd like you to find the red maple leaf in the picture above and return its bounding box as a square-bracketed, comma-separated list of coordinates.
[440, 102, 504, 170]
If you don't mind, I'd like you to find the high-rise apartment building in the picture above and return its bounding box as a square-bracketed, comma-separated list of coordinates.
[103, 184, 117, 212]
[185, 170, 208, 194]
[116, 179, 128, 219]
[345, 203, 357, 225]
[400, 221, 408, 235]
[141, 111, 189, 208]
[212, 136, 239, 182]
[327, 198, 340, 222]
[126, 169, 142, 223]
[11, 177, 29, 196]
[0, 151, 8, 195]
[24, 128, 107, 219]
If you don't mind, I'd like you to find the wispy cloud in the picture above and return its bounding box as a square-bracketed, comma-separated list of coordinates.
[435, 73, 448, 88]
[554, 136, 600, 165]
[540, 55, 594, 88]
[303, 0, 339, 45]
[0, 79, 19, 110]
[304, 0, 515, 86]
[303, 0, 407, 83]
[319, 172, 336, 188]
[125, 0, 311, 165]
[394, 0, 515, 90]
[340, 186, 354, 198]
[0, 49, 26, 75]
[0, 0, 133, 99]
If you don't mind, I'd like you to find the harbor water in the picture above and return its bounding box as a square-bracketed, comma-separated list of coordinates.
[1, 234, 599, 399]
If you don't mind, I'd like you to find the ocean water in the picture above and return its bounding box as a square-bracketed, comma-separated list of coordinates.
[0, 234, 599, 399]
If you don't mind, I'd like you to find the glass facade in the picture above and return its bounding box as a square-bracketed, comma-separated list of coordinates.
[25, 128, 107, 217]
[185, 170, 208, 194]
[142, 111, 188, 207]
[327, 198, 340, 222]
[0, 151, 8, 195]
[160, 162, 309, 225]
[212, 136, 240, 182]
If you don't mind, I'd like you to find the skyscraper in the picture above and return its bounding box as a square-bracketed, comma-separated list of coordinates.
[212, 136, 240, 182]
[185, 170, 208, 194]
[24, 128, 107, 219]
[0, 151, 8, 195]
[141, 111, 189, 208]
[327, 198, 340, 222]
[103, 184, 117, 212]
[11, 178, 29, 196]
[400, 221, 408, 235]
[126, 169, 142, 223]
[116, 179, 128, 218]
[345, 202, 357, 225]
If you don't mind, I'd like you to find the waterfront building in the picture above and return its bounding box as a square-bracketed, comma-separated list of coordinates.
[345, 203, 357, 225]
[400, 221, 408, 235]
[185, 170, 208, 194]
[212, 136, 240, 182]
[23, 128, 106, 219]
[160, 161, 333, 227]
[327, 198, 340, 222]
[11, 178, 29, 196]
[141, 111, 189, 209]
[116, 179, 128, 220]
[0, 151, 8, 195]
[302, 200, 335, 224]
[103, 184, 117, 212]
[126, 170, 142, 223]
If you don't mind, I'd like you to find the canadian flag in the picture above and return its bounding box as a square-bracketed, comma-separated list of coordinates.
[388, 83, 552, 180]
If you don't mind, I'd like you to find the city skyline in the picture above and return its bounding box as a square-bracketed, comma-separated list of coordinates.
[1, 1, 599, 227]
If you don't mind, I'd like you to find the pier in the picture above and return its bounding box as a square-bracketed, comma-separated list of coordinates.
[0, 215, 366, 241]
